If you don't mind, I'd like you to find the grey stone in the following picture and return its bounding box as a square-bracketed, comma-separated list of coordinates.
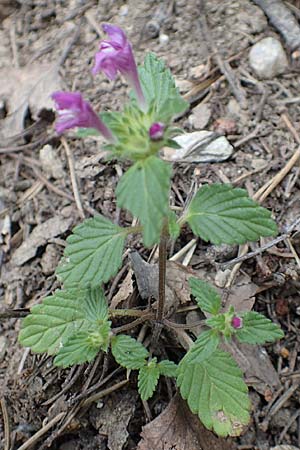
[163, 131, 233, 163]
[249, 37, 288, 79]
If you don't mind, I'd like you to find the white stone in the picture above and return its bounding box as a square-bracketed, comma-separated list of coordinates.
[249, 37, 288, 79]
[159, 33, 169, 46]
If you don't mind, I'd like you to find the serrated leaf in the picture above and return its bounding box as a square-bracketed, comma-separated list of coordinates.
[236, 311, 284, 344]
[116, 156, 171, 246]
[186, 184, 278, 245]
[53, 331, 100, 368]
[56, 215, 127, 288]
[180, 330, 220, 365]
[158, 360, 177, 377]
[138, 53, 188, 121]
[189, 277, 221, 315]
[177, 350, 250, 437]
[19, 287, 108, 355]
[138, 363, 160, 401]
[111, 334, 149, 370]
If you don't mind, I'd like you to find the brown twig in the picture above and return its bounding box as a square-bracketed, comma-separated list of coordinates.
[17, 412, 66, 450]
[112, 314, 154, 334]
[0, 308, 29, 320]
[260, 382, 300, 431]
[82, 379, 128, 407]
[198, 0, 247, 108]
[225, 115, 300, 288]
[157, 218, 169, 322]
[220, 222, 300, 269]
[61, 137, 85, 220]
[1, 398, 10, 450]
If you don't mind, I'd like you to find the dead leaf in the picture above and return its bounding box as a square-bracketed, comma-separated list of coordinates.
[223, 273, 257, 312]
[130, 252, 193, 316]
[0, 64, 62, 139]
[89, 390, 137, 450]
[222, 341, 281, 395]
[11, 216, 73, 266]
[137, 393, 236, 450]
[110, 268, 134, 309]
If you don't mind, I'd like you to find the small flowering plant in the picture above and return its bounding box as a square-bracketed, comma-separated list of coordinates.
[19, 24, 283, 437]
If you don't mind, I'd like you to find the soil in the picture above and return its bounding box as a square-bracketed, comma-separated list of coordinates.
[1, 0, 300, 449]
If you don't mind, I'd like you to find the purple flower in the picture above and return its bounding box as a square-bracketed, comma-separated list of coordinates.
[149, 122, 165, 141]
[51, 91, 114, 141]
[232, 316, 243, 329]
[92, 24, 145, 108]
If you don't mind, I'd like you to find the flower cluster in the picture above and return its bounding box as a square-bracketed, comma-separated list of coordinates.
[52, 24, 157, 150]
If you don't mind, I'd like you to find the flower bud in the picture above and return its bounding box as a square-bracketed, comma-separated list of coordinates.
[231, 316, 243, 329]
[149, 122, 165, 140]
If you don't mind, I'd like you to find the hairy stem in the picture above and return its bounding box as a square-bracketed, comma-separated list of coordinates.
[157, 218, 169, 322]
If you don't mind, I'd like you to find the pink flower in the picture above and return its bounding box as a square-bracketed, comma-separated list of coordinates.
[232, 316, 243, 329]
[92, 24, 145, 108]
[149, 122, 165, 140]
[51, 91, 114, 141]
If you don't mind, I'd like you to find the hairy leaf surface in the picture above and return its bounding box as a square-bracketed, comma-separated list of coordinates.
[19, 287, 108, 355]
[111, 334, 149, 370]
[186, 184, 277, 245]
[116, 156, 171, 246]
[56, 215, 127, 288]
[138, 53, 188, 121]
[236, 311, 284, 344]
[177, 350, 250, 437]
[138, 364, 160, 401]
[189, 278, 221, 315]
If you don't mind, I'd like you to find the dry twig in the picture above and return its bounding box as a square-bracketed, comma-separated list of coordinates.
[0, 398, 10, 450]
[61, 137, 85, 219]
[198, 0, 247, 108]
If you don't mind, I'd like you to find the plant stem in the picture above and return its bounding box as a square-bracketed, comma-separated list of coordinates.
[109, 308, 151, 318]
[157, 218, 169, 322]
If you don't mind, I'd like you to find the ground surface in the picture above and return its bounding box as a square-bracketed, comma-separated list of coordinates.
[1, 0, 300, 449]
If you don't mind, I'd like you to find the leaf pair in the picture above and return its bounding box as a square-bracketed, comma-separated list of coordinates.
[19, 286, 110, 368]
[189, 277, 284, 344]
[111, 335, 177, 401]
[176, 277, 284, 436]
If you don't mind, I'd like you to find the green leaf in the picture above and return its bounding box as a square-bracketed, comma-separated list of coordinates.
[53, 331, 100, 368]
[180, 330, 220, 365]
[54, 320, 111, 368]
[236, 311, 284, 344]
[186, 184, 278, 245]
[189, 278, 221, 315]
[138, 362, 160, 401]
[177, 350, 250, 437]
[158, 360, 177, 377]
[19, 287, 108, 355]
[138, 53, 188, 121]
[111, 334, 149, 369]
[168, 210, 180, 240]
[116, 156, 171, 246]
[56, 215, 127, 288]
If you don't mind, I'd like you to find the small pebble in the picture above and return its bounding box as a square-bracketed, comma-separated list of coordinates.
[249, 37, 288, 79]
[119, 4, 128, 16]
[159, 33, 169, 46]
